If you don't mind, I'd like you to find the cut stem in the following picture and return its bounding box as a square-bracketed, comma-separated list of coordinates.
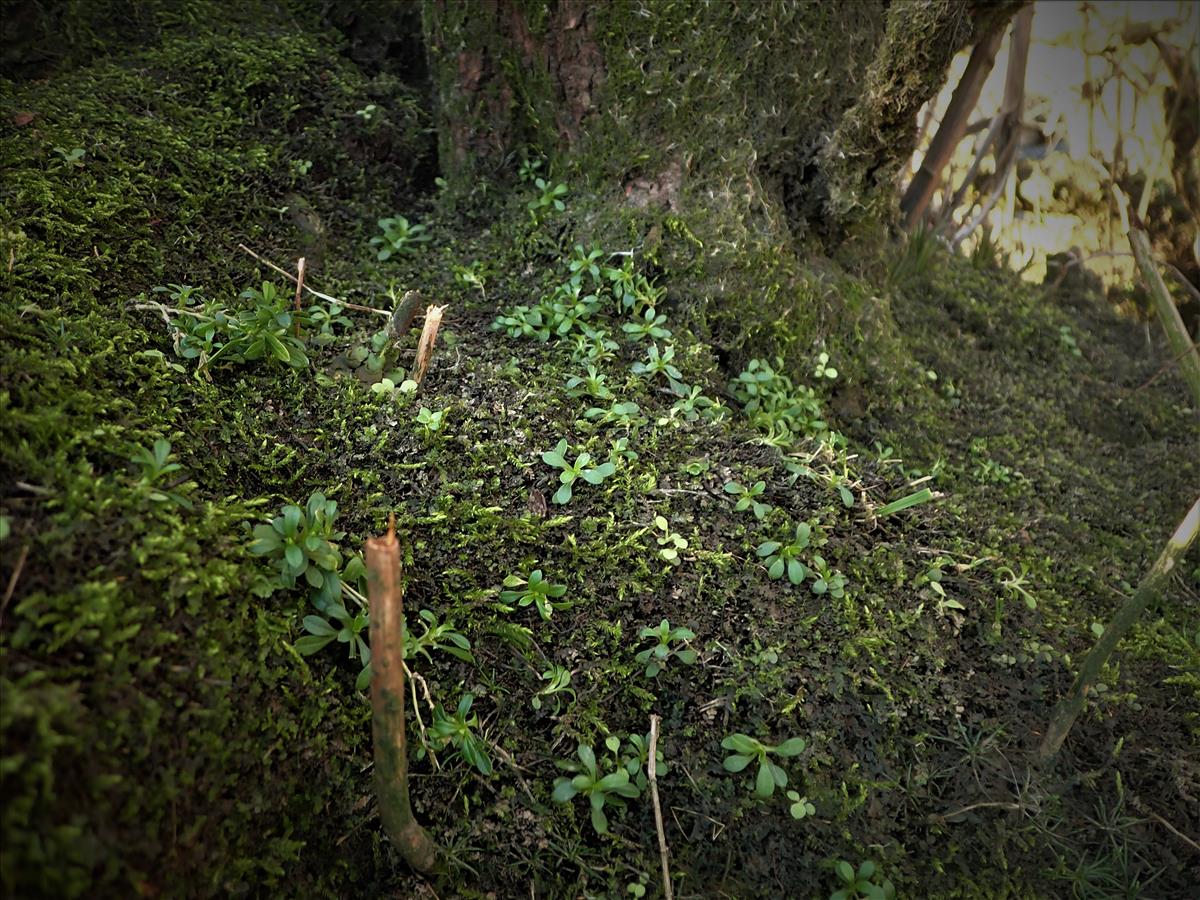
[366, 515, 440, 873]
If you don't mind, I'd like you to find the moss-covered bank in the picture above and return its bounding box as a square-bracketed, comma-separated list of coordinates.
[2, 4, 1198, 899]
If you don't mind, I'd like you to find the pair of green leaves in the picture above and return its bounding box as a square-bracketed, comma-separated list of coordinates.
[721, 733, 806, 798]
[635, 619, 697, 677]
[542, 439, 616, 504]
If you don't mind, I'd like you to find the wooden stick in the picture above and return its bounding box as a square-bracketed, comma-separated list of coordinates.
[648, 714, 674, 900]
[412, 305, 447, 385]
[366, 514, 439, 873]
[236, 243, 390, 318]
[293, 257, 306, 338]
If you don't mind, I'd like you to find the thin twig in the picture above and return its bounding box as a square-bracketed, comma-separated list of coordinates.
[402, 660, 439, 771]
[236, 243, 390, 318]
[0, 543, 30, 627]
[930, 800, 1022, 822]
[1139, 807, 1200, 854]
[648, 714, 674, 900]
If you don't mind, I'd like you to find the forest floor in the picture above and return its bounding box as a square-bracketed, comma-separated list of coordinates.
[2, 7, 1198, 900]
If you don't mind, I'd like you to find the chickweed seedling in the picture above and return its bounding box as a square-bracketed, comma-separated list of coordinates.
[528, 177, 567, 221]
[813, 351, 838, 380]
[757, 523, 812, 585]
[721, 733, 806, 798]
[532, 664, 575, 714]
[652, 516, 688, 564]
[499, 569, 568, 621]
[416, 407, 446, 438]
[249, 492, 344, 609]
[622, 309, 671, 343]
[724, 480, 770, 519]
[786, 790, 816, 819]
[295, 602, 371, 690]
[430, 693, 493, 776]
[830, 860, 895, 900]
[631, 343, 682, 382]
[636, 619, 697, 677]
[552, 743, 641, 834]
[370, 215, 431, 260]
[542, 439, 616, 504]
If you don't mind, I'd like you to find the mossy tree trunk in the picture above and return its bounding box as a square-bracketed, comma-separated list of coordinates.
[423, 0, 1024, 238]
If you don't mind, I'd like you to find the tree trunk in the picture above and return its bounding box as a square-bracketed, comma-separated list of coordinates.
[423, 0, 1024, 238]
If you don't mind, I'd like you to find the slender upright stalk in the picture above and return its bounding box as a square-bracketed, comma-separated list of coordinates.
[366, 516, 439, 873]
[1038, 496, 1200, 763]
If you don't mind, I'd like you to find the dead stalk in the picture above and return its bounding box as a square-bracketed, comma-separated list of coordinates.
[413, 305, 447, 384]
[649, 714, 674, 900]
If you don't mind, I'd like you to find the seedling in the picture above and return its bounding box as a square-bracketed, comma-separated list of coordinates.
[453, 262, 487, 298]
[541, 439, 616, 504]
[721, 733, 806, 798]
[528, 177, 567, 221]
[568, 325, 619, 363]
[532, 664, 575, 714]
[552, 743, 641, 834]
[652, 516, 689, 564]
[500, 569, 568, 621]
[565, 365, 613, 400]
[129, 438, 193, 509]
[407, 609, 473, 665]
[249, 492, 344, 609]
[295, 602, 371, 690]
[724, 480, 771, 519]
[584, 400, 644, 428]
[430, 693, 493, 776]
[370, 215, 431, 260]
[813, 351, 838, 380]
[997, 564, 1037, 610]
[416, 407, 446, 438]
[518, 157, 543, 183]
[757, 523, 812, 585]
[669, 384, 722, 422]
[830, 860, 895, 900]
[620, 731, 668, 791]
[786, 790, 816, 819]
[568, 244, 605, 286]
[809, 555, 847, 598]
[635, 619, 697, 677]
[631, 343, 682, 382]
[622, 308, 671, 343]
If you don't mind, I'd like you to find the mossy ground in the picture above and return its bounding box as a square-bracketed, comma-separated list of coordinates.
[2, 6, 1198, 900]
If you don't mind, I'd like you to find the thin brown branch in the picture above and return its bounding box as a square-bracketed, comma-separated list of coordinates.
[236, 243, 390, 318]
[648, 714, 674, 900]
[0, 542, 31, 627]
[292, 257, 306, 338]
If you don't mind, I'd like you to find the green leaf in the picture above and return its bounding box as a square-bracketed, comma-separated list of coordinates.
[754, 762, 775, 797]
[836, 861, 855, 883]
[722, 733, 760, 754]
[768, 557, 785, 580]
[757, 541, 781, 557]
[590, 804, 609, 834]
[552, 483, 573, 504]
[552, 779, 578, 803]
[355, 663, 371, 691]
[284, 544, 304, 570]
[302, 615, 337, 636]
[542, 439, 569, 468]
[577, 744, 596, 774]
[787, 558, 804, 585]
[876, 487, 934, 517]
[774, 737, 806, 757]
[723, 754, 753, 773]
[294, 634, 336, 655]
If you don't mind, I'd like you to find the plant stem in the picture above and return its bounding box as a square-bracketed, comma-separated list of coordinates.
[1038, 496, 1200, 763]
[648, 714, 673, 900]
[366, 515, 439, 873]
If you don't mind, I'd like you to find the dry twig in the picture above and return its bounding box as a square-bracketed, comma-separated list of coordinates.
[648, 714, 674, 900]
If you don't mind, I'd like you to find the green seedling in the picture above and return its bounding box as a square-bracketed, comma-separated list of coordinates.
[532, 664, 575, 714]
[568, 244, 605, 286]
[552, 743, 641, 834]
[453, 261, 487, 298]
[830, 860, 895, 900]
[636, 619, 697, 677]
[518, 157, 543, 183]
[416, 406, 446, 438]
[721, 733, 806, 798]
[568, 325, 619, 363]
[542, 439, 616, 504]
[198, 281, 309, 371]
[295, 602, 371, 691]
[631, 343, 682, 382]
[565, 365, 613, 400]
[757, 523, 812, 585]
[916, 558, 964, 618]
[724, 480, 770, 519]
[997, 563, 1038, 610]
[584, 400, 644, 428]
[620, 732, 667, 791]
[622, 308, 671, 343]
[786, 790, 816, 819]
[876, 487, 933, 517]
[809, 555, 847, 598]
[500, 569, 568, 621]
[407, 609, 473, 665]
[652, 516, 689, 564]
[430, 693, 493, 776]
[528, 177, 567, 220]
[668, 383, 723, 422]
[370, 215, 430, 260]
[813, 351, 838, 380]
[129, 438, 193, 509]
[249, 492, 344, 609]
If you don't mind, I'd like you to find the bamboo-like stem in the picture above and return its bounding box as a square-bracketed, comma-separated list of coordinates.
[1127, 225, 1200, 407]
[1038, 496, 1200, 763]
[648, 714, 673, 900]
[366, 515, 439, 873]
[901, 29, 1004, 230]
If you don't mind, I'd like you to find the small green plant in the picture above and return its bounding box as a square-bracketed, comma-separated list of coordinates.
[565, 365, 613, 400]
[528, 177, 567, 221]
[568, 325, 620, 363]
[552, 743, 641, 834]
[453, 261, 487, 298]
[757, 523, 812, 585]
[997, 563, 1038, 610]
[731, 358, 829, 446]
[631, 343, 682, 382]
[619, 731, 667, 791]
[622, 308, 671, 343]
[652, 516, 689, 564]
[568, 244, 605, 286]
[721, 733, 806, 798]
[295, 602, 371, 690]
[195, 281, 310, 371]
[915, 557, 965, 618]
[541, 439, 617, 504]
[532, 664, 575, 714]
[668, 383, 724, 422]
[518, 156, 543, 183]
[407, 609, 474, 664]
[416, 406, 446, 438]
[1058, 324, 1082, 357]
[53, 146, 85, 168]
[370, 215, 431, 260]
[813, 352, 838, 380]
[430, 693, 493, 776]
[724, 480, 771, 519]
[249, 492, 344, 608]
[355, 103, 377, 121]
[809, 555, 847, 598]
[500, 569, 568, 621]
[584, 400, 644, 428]
[129, 438, 193, 509]
[830, 859, 895, 900]
[786, 790, 816, 819]
[636, 619, 697, 677]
